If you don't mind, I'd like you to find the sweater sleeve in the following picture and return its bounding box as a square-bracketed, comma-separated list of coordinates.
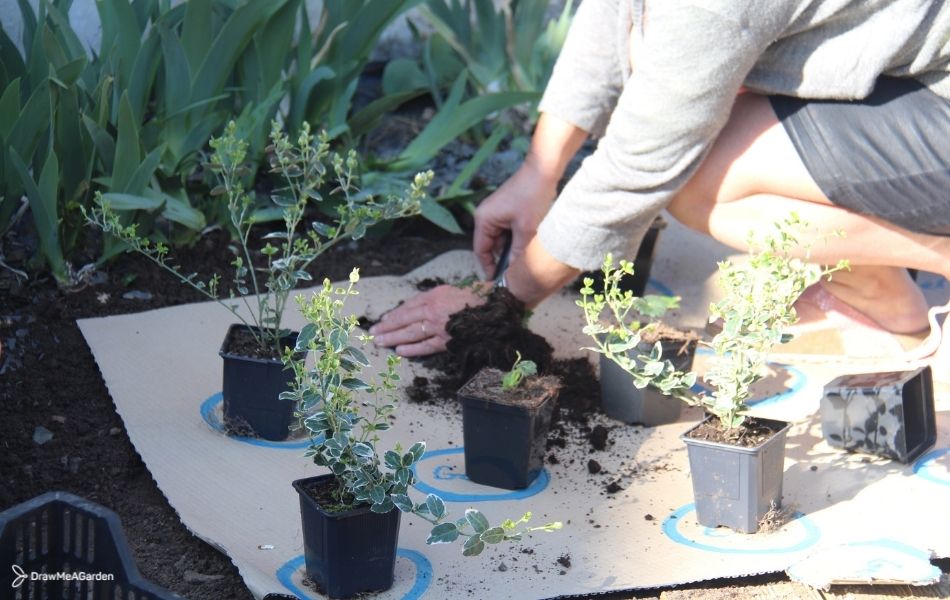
[537, 0, 628, 137]
[537, 2, 791, 270]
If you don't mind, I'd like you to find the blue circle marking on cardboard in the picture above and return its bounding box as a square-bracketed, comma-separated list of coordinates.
[691, 348, 808, 408]
[276, 549, 432, 599]
[662, 503, 820, 554]
[746, 363, 807, 408]
[648, 278, 675, 298]
[199, 393, 311, 450]
[411, 447, 549, 502]
[913, 447, 950, 486]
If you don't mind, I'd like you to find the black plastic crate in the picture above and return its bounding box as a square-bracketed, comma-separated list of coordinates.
[0, 491, 180, 599]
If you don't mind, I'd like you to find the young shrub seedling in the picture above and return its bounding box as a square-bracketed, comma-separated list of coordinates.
[85, 121, 429, 356]
[501, 352, 538, 390]
[580, 214, 848, 435]
[287, 269, 562, 556]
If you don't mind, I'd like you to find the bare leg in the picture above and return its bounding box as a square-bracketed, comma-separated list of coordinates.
[668, 93, 946, 334]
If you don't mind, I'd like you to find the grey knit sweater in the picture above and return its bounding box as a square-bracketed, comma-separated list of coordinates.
[536, 0, 950, 270]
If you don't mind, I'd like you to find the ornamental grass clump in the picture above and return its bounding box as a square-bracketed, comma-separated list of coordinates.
[85, 121, 429, 356]
[580, 214, 848, 435]
[287, 269, 561, 555]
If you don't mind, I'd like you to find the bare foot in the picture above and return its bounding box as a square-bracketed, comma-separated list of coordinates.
[819, 266, 930, 334]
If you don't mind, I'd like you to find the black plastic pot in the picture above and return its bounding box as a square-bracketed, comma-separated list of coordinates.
[459, 368, 560, 490]
[0, 491, 179, 599]
[629, 215, 667, 296]
[600, 334, 698, 426]
[219, 324, 297, 441]
[821, 366, 936, 463]
[575, 216, 667, 297]
[292, 475, 401, 599]
[681, 417, 791, 534]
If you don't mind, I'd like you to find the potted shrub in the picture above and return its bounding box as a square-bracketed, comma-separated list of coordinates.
[285, 270, 562, 598]
[459, 353, 561, 490]
[86, 121, 428, 440]
[591, 273, 700, 426]
[580, 215, 847, 533]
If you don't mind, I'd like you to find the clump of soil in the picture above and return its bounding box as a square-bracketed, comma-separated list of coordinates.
[757, 502, 796, 533]
[403, 288, 605, 448]
[414, 276, 445, 291]
[589, 425, 609, 451]
[445, 287, 554, 382]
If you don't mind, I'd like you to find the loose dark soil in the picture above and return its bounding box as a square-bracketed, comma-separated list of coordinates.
[220, 325, 297, 361]
[458, 367, 560, 410]
[685, 416, 788, 448]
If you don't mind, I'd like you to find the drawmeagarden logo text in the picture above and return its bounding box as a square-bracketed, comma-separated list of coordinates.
[11, 564, 115, 588]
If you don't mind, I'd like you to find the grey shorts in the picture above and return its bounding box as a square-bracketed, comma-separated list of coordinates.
[769, 77, 950, 236]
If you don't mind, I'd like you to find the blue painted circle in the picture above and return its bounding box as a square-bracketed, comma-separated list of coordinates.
[662, 503, 821, 554]
[690, 348, 808, 408]
[199, 393, 311, 450]
[277, 548, 432, 599]
[648, 278, 675, 298]
[913, 447, 950, 486]
[411, 447, 549, 502]
[746, 363, 807, 408]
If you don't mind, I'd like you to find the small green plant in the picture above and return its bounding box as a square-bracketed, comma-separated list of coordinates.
[580, 214, 848, 433]
[287, 269, 562, 556]
[86, 120, 428, 355]
[501, 352, 538, 390]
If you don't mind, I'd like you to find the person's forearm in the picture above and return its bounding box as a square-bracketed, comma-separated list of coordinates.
[523, 112, 590, 182]
[505, 236, 580, 308]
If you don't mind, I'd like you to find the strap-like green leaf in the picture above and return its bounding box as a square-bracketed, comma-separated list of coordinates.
[158, 23, 191, 117]
[420, 197, 462, 235]
[190, 0, 288, 103]
[348, 88, 426, 139]
[446, 123, 509, 196]
[180, 0, 212, 76]
[11, 148, 66, 280]
[390, 75, 536, 171]
[0, 79, 22, 139]
[111, 92, 140, 193]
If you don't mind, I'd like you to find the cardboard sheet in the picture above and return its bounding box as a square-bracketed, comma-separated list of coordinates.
[78, 217, 950, 598]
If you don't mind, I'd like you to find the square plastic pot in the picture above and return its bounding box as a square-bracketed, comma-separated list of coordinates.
[459, 369, 560, 490]
[219, 324, 297, 441]
[292, 475, 401, 599]
[628, 215, 667, 297]
[600, 335, 697, 426]
[681, 417, 791, 534]
[575, 215, 666, 296]
[0, 491, 179, 599]
[821, 366, 936, 463]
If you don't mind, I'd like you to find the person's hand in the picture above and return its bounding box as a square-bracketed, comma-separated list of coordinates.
[474, 162, 559, 279]
[369, 282, 492, 357]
